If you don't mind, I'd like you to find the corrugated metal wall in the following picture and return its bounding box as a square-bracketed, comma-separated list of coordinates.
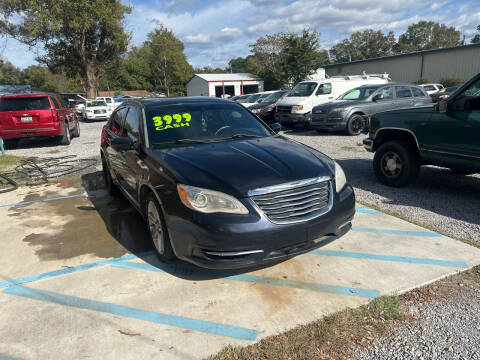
[325, 45, 480, 83]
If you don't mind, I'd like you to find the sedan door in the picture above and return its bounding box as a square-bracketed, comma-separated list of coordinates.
[370, 86, 396, 114]
[105, 107, 129, 185]
[395, 86, 415, 109]
[115, 104, 147, 205]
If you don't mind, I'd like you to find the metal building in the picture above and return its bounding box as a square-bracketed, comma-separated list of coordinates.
[324, 43, 480, 83]
[186, 73, 264, 98]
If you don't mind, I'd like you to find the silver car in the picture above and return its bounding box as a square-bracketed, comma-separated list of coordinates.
[311, 83, 432, 135]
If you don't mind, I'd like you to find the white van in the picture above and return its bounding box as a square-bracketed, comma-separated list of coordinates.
[275, 74, 390, 128]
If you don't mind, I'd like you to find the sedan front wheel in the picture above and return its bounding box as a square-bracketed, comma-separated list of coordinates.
[145, 194, 175, 262]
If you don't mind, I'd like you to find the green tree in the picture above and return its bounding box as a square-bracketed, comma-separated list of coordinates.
[248, 29, 325, 88]
[144, 26, 193, 96]
[282, 30, 327, 85]
[472, 25, 480, 44]
[397, 21, 461, 52]
[329, 29, 396, 63]
[0, 59, 23, 84]
[0, 0, 131, 98]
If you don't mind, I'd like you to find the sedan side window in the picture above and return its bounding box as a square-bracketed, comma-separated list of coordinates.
[124, 105, 140, 142]
[412, 87, 426, 97]
[111, 107, 128, 137]
[396, 86, 413, 98]
[378, 87, 394, 100]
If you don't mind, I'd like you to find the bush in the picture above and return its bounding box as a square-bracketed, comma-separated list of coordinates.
[438, 76, 464, 87]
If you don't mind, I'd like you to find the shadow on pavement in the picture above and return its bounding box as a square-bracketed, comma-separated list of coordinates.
[80, 171, 285, 281]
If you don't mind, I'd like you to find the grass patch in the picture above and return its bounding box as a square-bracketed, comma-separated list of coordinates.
[356, 200, 480, 249]
[0, 154, 26, 172]
[209, 296, 405, 360]
[47, 149, 61, 154]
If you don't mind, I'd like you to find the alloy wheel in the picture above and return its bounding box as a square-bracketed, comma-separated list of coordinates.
[147, 200, 164, 255]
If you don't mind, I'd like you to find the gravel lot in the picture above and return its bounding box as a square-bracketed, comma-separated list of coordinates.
[354, 291, 480, 360]
[5, 123, 479, 244]
[283, 128, 480, 244]
[5, 120, 104, 160]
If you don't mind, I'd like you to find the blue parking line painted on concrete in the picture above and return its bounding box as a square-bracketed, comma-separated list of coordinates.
[3, 285, 258, 341]
[355, 208, 382, 214]
[42, 193, 88, 202]
[352, 227, 442, 237]
[0, 251, 155, 289]
[311, 249, 469, 268]
[111, 261, 379, 298]
[0, 201, 34, 208]
[0, 192, 89, 208]
[0, 354, 22, 360]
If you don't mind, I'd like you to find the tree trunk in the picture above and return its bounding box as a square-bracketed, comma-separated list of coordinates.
[85, 63, 97, 98]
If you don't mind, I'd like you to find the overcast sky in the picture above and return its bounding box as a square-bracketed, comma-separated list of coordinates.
[1, 0, 479, 69]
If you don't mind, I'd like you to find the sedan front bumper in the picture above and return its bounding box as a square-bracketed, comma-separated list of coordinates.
[164, 185, 355, 269]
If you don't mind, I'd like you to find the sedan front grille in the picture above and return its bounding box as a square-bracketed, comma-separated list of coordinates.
[94, 109, 106, 114]
[251, 180, 331, 224]
[276, 105, 292, 114]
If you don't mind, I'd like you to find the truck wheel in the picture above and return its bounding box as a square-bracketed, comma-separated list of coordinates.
[59, 123, 71, 145]
[145, 193, 175, 262]
[3, 139, 19, 149]
[346, 114, 365, 136]
[71, 120, 80, 138]
[373, 140, 419, 187]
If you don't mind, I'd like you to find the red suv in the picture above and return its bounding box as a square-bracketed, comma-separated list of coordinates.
[0, 93, 80, 149]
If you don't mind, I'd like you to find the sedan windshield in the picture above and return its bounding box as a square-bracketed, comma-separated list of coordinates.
[288, 82, 317, 97]
[340, 86, 379, 100]
[242, 94, 261, 103]
[145, 102, 272, 146]
[261, 91, 287, 103]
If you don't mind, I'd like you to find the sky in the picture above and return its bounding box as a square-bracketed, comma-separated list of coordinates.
[1, 0, 479, 69]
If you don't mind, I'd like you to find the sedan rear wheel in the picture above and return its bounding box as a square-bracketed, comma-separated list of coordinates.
[145, 194, 175, 262]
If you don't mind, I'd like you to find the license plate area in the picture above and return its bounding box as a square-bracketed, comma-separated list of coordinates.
[21, 116, 33, 122]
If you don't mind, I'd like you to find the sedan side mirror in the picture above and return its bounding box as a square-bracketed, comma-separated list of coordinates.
[111, 137, 134, 152]
[270, 122, 281, 134]
[372, 94, 383, 102]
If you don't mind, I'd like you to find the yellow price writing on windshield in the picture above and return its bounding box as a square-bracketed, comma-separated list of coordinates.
[153, 113, 192, 131]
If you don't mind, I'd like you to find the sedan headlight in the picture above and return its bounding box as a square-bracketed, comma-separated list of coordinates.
[251, 108, 262, 114]
[330, 107, 344, 114]
[291, 105, 303, 111]
[334, 161, 347, 193]
[177, 184, 249, 214]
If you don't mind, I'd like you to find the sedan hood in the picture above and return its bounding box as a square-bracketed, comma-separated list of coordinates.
[249, 102, 274, 110]
[152, 136, 334, 197]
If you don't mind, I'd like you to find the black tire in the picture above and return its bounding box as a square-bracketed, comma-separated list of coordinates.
[71, 120, 80, 138]
[373, 140, 420, 187]
[59, 123, 71, 145]
[101, 154, 119, 196]
[346, 114, 366, 136]
[3, 139, 19, 149]
[145, 193, 175, 262]
[83, 116, 90, 123]
[283, 123, 295, 130]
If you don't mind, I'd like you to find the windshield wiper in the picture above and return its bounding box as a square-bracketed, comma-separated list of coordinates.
[218, 134, 262, 141]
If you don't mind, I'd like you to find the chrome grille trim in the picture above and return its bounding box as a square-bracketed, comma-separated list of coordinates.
[249, 177, 333, 224]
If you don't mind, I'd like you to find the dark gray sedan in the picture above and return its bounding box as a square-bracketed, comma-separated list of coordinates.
[311, 83, 432, 135]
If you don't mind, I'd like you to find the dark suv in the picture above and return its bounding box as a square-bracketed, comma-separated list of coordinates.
[363, 73, 480, 186]
[0, 93, 79, 148]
